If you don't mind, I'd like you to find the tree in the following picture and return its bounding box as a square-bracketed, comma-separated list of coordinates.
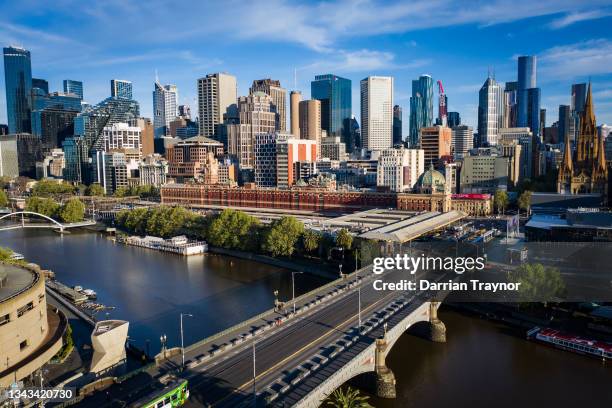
[494, 190, 508, 214]
[207, 209, 261, 250]
[58, 198, 85, 223]
[114, 186, 130, 197]
[0, 247, 13, 262]
[262, 216, 304, 257]
[356, 238, 381, 266]
[0, 189, 8, 208]
[302, 230, 322, 254]
[517, 190, 532, 217]
[326, 387, 372, 408]
[336, 228, 353, 250]
[31, 180, 75, 197]
[86, 183, 105, 196]
[508, 263, 566, 305]
[26, 197, 60, 218]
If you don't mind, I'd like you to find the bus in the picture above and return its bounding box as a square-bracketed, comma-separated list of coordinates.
[129, 379, 189, 408]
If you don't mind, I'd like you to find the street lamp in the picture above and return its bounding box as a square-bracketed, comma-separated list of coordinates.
[357, 276, 362, 329]
[180, 313, 193, 370]
[292, 271, 303, 314]
[160, 334, 167, 359]
[252, 338, 257, 408]
[338, 263, 343, 279]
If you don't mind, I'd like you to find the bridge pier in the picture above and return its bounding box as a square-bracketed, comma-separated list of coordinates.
[374, 337, 396, 398]
[428, 301, 446, 343]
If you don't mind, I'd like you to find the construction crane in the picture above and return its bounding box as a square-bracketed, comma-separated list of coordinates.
[437, 80, 447, 126]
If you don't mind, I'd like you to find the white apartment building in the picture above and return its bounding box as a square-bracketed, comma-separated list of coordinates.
[198, 73, 237, 138]
[153, 82, 178, 137]
[360, 76, 394, 151]
[376, 147, 424, 192]
[103, 122, 142, 158]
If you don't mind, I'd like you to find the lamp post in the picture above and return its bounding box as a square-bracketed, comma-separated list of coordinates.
[292, 272, 303, 314]
[252, 339, 256, 407]
[180, 313, 193, 370]
[160, 334, 167, 359]
[357, 276, 362, 329]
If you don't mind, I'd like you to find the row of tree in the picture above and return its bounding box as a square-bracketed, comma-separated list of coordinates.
[493, 189, 532, 215]
[114, 207, 366, 261]
[25, 197, 86, 223]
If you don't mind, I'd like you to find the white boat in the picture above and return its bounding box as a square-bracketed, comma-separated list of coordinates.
[82, 289, 97, 299]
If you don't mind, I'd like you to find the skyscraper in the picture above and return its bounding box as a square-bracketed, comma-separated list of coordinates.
[517, 56, 541, 137]
[360, 76, 394, 151]
[290, 91, 301, 137]
[447, 112, 461, 128]
[503, 81, 518, 128]
[3, 46, 32, 134]
[111, 79, 133, 99]
[197, 73, 237, 138]
[310, 74, 352, 150]
[31, 92, 82, 149]
[63, 80, 83, 99]
[393, 105, 402, 146]
[571, 83, 587, 142]
[250, 79, 286, 131]
[409, 75, 434, 147]
[32, 78, 48, 94]
[558, 105, 573, 144]
[477, 76, 504, 146]
[298, 99, 322, 152]
[153, 82, 178, 137]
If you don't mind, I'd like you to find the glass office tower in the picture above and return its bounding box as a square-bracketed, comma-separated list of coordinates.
[63, 80, 84, 99]
[408, 74, 434, 147]
[311, 74, 352, 151]
[3, 46, 32, 134]
[111, 79, 133, 99]
[517, 55, 540, 134]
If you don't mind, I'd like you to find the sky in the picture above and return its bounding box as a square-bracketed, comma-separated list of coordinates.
[2, 0, 612, 136]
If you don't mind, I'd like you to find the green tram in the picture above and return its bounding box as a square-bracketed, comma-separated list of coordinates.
[129, 379, 190, 408]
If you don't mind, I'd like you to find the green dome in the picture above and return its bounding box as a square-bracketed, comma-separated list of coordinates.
[417, 164, 446, 193]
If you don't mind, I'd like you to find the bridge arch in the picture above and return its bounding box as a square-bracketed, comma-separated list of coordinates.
[0, 211, 64, 228]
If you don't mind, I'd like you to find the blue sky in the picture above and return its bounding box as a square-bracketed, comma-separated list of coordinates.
[2, 0, 612, 135]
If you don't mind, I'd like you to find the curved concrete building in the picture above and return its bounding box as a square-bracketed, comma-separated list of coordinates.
[0, 263, 65, 387]
[90, 319, 129, 374]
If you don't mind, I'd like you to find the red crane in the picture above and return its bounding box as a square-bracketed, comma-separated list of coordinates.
[437, 80, 444, 95]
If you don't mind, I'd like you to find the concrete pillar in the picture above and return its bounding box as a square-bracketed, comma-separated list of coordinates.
[374, 338, 396, 398]
[290, 91, 301, 138]
[428, 301, 446, 343]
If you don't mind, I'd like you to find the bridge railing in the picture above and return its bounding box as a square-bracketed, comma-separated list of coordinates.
[185, 263, 372, 354]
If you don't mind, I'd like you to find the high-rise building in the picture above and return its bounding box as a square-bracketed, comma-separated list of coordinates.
[102, 122, 142, 159]
[227, 94, 276, 169]
[290, 91, 301, 137]
[360, 76, 393, 151]
[178, 105, 191, 119]
[136, 117, 155, 157]
[460, 153, 510, 193]
[452, 125, 473, 159]
[0, 135, 19, 177]
[198, 73, 237, 138]
[393, 105, 402, 146]
[499, 127, 534, 179]
[539, 108, 546, 139]
[250, 79, 286, 131]
[408, 75, 434, 147]
[503, 81, 518, 128]
[447, 112, 461, 128]
[166, 135, 224, 181]
[31, 91, 82, 149]
[311, 74, 352, 151]
[63, 79, 83, 99]
[419, 126, 452, 164]
[139, 154, 168, 187]
[298, 99, 322, 154]
[153, 82, 178, 137]
[571, 83, 587, 143]
[32, 78, 48, 94]
[93, 151, 128, 194]
[517, 56, 541, 137]
[437, 81, 447, 127]
[3, 46, 32, 134]
[376, 147, 424, 192]
[321, 136, 348, 161]
[111, 79, 133, 99]
[277, 135, 317, 188]
[477, 76, 504, 146]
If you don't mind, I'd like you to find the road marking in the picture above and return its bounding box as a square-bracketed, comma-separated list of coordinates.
[211, 289, 399, 407]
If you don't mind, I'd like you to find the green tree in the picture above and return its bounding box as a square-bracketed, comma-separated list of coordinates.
[494, 190, 509, 214]
[517, 190, 532, 216]
[114, 186, 130, 197]
[86, 183, 105, 196]
[0, 247, 13, 262]
[207, 209, 261, 250]
[31, 180, 75, 197]
[326, 386, 373, 408]
[58, 198, 85, 222]
[0, 189, 8, 207]
[508, 263, 566, 305]
[302, 230, 322, 254]
[356, 238, 381, 266]
[262, 216, 304, 257]
[336, 228, 353, 250]
[26, 197, 60, 218]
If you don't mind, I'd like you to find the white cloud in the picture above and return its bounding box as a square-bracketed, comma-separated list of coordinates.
[549, 9, 612, 29]
[300, 49, 430, 74]
[539, 39, 612, 80]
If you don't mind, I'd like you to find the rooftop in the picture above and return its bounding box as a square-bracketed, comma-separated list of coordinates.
[0, 263, 37, 303]
[93, 319, 129, 337]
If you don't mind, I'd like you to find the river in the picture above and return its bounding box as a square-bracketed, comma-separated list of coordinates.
[2, 229, 611, 407]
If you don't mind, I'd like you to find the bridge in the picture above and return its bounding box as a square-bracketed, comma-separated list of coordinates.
[72, 255, 457, 408]
[0, 211, 96, 232]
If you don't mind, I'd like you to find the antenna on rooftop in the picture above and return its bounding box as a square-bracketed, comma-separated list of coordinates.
[155, 69, 159, 83]
[294, 68, 297, 90]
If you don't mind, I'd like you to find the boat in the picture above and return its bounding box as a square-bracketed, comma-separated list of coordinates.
[528, 327, 612, 360]
[9, 252, 24, 260]
[82, 289, 97, 299]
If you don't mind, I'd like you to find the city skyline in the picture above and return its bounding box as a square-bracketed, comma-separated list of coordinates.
[1, 1, 612, 135]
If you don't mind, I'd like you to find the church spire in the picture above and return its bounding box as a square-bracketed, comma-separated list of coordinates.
[582, 82, 596, 134]
[561, 131, 573, 173]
